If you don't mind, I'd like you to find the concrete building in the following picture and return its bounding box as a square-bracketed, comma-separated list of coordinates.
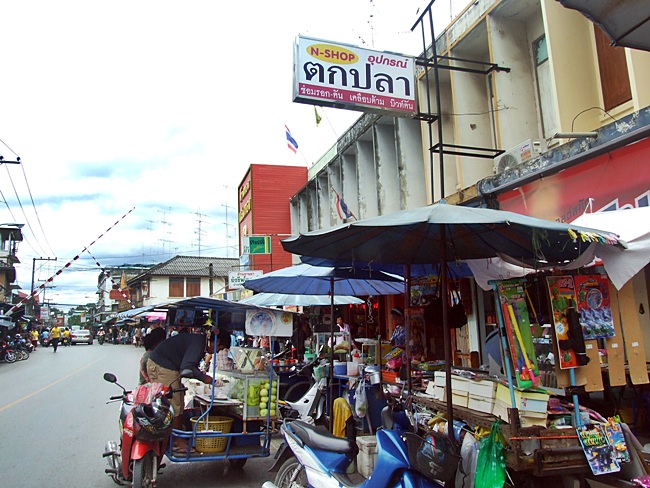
[126, 256, 239, 308]
[287, 0, 650, 363]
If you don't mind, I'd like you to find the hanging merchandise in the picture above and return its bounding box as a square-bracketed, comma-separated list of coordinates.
[546, 276, 590, 369]
[474, 421, 506, 488]
[455, 432, 479, 488]
[495, 280, 539, 388]
[574, 275, 616, 339]
[576, 423, 621, 475]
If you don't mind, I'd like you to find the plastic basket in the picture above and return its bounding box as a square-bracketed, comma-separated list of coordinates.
[190, 416, 234, 453]
[403, 431, 460, 482]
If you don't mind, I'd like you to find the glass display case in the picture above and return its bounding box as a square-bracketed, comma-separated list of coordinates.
[215, 370, 279, 421]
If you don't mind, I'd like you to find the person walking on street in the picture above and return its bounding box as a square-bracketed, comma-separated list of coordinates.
[134, 326, 143, 348]
[50, 324, 62, 352]
[29, 329, 38, 349]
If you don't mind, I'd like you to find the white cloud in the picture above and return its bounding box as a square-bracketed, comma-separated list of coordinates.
[1, 0, 467, 309]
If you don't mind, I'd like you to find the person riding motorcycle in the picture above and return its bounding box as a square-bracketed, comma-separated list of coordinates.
[62, 327, 71, 346]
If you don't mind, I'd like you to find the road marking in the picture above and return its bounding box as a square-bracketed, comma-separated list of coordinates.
[0, 355, 106, 413]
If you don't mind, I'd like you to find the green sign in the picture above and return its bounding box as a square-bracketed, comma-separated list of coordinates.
[243, 235, 272, 255]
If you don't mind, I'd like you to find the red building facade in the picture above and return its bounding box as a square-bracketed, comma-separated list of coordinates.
[238, 164, 307, 273]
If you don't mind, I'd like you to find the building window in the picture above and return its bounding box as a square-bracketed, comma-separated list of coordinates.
[169, 277, 184, 297]
[186, 278, 201, 297]
[532, 35, 556, 138]
[594, 27, 632, 111]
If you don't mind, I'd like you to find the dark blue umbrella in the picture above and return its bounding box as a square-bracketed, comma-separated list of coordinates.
[243, 263, 404, 296]
[281, 202, 624, 435]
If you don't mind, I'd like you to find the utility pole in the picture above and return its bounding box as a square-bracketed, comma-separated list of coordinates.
[223, 185, 236, 258]
[30, 257, 56, 318]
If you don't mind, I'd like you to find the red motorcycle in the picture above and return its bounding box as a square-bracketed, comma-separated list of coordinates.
[102, 372, 185, 487]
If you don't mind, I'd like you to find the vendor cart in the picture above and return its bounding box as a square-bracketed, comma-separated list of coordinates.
[133, 296, 294, 469]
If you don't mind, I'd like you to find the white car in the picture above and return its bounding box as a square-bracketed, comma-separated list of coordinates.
[71, 329, 93, 345]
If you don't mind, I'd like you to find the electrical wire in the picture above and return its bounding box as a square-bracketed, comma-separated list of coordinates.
[18, 162, 56, 256]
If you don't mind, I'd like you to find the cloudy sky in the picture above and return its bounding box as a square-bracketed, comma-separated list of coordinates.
[1, 0, 467, 309]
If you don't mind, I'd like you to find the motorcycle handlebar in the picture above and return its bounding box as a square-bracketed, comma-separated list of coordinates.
[109, 395, 123, 401]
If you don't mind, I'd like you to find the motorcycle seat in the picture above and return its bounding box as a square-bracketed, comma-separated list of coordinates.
[291, 420, 358, 456]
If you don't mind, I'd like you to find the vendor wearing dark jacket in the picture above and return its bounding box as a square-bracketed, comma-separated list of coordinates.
[147, 330, 221, 451]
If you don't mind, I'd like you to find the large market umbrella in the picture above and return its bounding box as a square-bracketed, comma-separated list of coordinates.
[243, 263, 404, 296]
[244, 262, 404, 430]
[282, 202, 625, 434]
[239, 292, 363, 307]
[558, 0, 650, 52]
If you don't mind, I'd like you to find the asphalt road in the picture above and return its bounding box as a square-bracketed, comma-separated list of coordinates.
[0, 341, 280, 488]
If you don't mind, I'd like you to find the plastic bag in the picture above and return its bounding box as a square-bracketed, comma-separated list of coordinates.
[455, 432, 479, 488]
[355, 378, 368, 418]
[474, 421, 506, 488]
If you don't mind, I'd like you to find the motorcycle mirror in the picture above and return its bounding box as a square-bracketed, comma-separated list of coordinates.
[103, 372, 117, 383]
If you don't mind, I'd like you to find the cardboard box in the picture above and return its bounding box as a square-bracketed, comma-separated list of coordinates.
[468, 378, 497, 399]
[468, 395, 494, 413]
[434, 371, 446, 387]
[452, 391, 469, 407]
[451, 375, 470, 393]
[495, 383, 549, 414]
[492, 399, 548, 427]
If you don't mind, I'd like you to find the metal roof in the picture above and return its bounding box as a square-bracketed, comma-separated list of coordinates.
[129, 256, 240, 282]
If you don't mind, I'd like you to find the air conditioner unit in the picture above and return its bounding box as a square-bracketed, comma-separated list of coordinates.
[494, 139, 544, 174]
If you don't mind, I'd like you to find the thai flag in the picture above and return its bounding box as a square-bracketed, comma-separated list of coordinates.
[335, 191, 354, 220]
[286, 125, 298, 153]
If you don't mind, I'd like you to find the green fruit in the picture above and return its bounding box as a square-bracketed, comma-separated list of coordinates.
[260, 395, 268, 402]
[270, 409, 276, 416]
[269, 401, 276, 409]
[260, 388, 269, 396]
[260, 408, 268, 417]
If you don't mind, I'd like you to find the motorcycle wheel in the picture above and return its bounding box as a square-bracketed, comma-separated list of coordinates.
[132, 452, 155, 488]
[4, 351, 17, 363]
[275, 457, 308, 488]
[18, 350, 29, 361]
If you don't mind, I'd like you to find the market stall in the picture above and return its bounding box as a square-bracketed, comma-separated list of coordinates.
[280, 203, 650, 485]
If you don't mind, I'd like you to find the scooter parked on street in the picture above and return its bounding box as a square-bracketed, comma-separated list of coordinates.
[265, 391, 459, 488]
[1, 340, 17, 363]
[102, 372, 187, 487]
[278, 359, 327, 426]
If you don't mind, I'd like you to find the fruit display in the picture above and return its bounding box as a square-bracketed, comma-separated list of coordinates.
[257, 378, 278, 417]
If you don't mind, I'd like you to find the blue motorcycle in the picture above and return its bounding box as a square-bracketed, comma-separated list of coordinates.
[264, 398, 459, 488]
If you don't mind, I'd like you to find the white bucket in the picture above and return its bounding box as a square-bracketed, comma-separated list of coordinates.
[347, 361, 359, 376]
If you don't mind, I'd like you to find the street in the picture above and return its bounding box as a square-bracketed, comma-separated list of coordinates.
[0, 342, 279, 487]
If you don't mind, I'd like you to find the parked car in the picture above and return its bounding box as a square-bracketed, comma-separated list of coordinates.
[70, 329, 93, 345]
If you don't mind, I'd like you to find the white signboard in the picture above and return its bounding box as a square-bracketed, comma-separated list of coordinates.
[293, 35, 416, 116]
[228, 270, 263, 290]
[245, 309, 293, 337]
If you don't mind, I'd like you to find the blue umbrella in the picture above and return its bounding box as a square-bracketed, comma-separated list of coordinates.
[243, 262, 403, 432]
[243, 263, 404, 296]
[239, 292, 363, 307]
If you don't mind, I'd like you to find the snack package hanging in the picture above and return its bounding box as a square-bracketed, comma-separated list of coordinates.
[474, 421, 506, 488]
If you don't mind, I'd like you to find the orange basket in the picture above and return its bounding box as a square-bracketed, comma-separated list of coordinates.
[382, 371, 399, 383]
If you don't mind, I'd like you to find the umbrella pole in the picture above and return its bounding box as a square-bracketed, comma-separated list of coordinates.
[440, 231, 455, 441]
[329, 277, 335, 433]
[405, 265, 412, 398]
[492, 283, 517, 409]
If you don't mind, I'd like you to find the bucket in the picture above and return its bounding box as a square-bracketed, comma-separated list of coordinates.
[333, 361, 346, 375]
[347, 361, 359, 376]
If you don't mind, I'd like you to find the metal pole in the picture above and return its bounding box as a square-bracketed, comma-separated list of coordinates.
[328, 277, 335, 433]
